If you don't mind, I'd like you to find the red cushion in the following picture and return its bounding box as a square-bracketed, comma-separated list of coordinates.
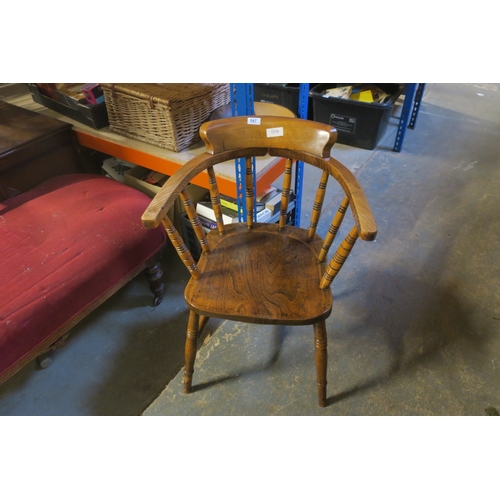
[0, 174, 166, 379]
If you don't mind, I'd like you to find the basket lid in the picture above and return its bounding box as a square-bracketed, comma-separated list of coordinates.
[101, 83, 228, 107]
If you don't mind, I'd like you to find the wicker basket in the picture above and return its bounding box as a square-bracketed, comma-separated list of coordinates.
[100, 83, 230, 152]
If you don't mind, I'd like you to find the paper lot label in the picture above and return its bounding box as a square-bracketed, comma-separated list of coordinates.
[266, 127, 284, 137]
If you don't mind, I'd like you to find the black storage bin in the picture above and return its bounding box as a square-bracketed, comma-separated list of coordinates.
[253, 83, 315, 119]
[310, 83, 405, 149]
[28, 83, 109, 129]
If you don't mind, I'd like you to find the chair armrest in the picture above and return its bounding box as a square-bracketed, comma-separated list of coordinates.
[327, 157, 378, 241]
[141, 153, 214, 229]
[142, 148, 378, 243]
[142, 147, 268, 229]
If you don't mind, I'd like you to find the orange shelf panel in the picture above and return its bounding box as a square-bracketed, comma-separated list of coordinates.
[75, 129, 285, 198]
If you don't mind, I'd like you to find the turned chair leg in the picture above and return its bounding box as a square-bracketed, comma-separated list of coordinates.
[314, 320, 328, 407]
[184, 310, 200, 394]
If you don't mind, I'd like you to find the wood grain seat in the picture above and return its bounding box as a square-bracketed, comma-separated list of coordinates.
[185, 223, 332, 325]
[142, 116, 377, 407]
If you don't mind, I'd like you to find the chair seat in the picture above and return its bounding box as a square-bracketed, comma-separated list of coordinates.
[184, 223, 333, 325]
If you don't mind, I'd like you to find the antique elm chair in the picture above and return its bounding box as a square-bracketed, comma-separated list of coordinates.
[141, 116, 377, 407]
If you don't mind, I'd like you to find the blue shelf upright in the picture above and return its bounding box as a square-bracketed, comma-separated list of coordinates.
[393, 83, 426, 152]
[229, 83, 309, 227]
[230, 84, 255, 221]
[293, 83, 310, 226]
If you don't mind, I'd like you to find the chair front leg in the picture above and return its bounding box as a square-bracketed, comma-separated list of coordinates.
[314, 320, 328, 407]
[184, 310, 200, 394]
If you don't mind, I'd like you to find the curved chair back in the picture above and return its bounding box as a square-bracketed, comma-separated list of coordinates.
[142, 116, 377, 289]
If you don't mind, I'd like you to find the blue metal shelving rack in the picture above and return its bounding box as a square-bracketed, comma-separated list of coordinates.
[229, 83, 425, 224]
[230, 83, 309, 226]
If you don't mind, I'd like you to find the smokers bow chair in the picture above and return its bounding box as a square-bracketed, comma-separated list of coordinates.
[141, 116, 377, 407]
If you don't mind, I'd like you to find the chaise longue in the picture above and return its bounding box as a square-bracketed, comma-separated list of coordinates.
[0, 173, 167, 384]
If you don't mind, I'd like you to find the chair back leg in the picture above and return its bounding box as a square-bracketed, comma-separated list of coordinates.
[184, 310, 200, 394]
[314, 320, 328, 407]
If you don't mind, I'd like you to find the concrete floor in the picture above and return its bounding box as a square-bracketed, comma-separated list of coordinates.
[1, 83, 499, 416]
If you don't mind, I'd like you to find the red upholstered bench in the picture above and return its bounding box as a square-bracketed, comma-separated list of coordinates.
[0, 173, 166, 383]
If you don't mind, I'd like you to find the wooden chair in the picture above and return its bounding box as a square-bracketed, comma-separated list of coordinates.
[142, 116, 377, 406]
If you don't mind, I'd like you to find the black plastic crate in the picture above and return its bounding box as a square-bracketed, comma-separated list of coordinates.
[253, 83, 315, 119]
[309, 83, 405, 150]
[254, 83, 300, 112]
[28, 83, 109, 129]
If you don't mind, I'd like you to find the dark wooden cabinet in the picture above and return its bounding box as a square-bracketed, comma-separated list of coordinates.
[0, 101, 83, 193]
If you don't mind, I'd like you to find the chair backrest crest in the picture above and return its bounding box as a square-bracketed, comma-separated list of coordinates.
[200, 116, 337, 158]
